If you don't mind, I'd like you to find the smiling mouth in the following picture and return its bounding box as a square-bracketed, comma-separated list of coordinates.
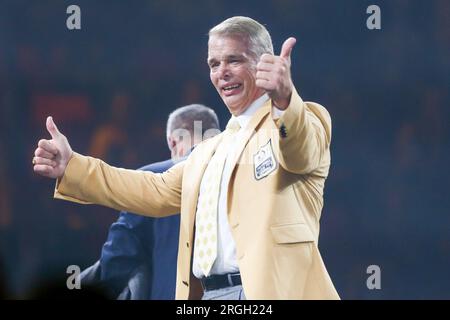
[221, 84, 242, 97]
[222, 84, 241, 91]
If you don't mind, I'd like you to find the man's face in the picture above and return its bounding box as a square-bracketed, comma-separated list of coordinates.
[208, 35, 265, 116]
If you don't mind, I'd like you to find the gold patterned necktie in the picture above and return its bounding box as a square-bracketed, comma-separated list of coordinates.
[194, 118, 241, 277]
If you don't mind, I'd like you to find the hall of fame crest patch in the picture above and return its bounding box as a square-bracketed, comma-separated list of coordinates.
[253, 140, 278, 180]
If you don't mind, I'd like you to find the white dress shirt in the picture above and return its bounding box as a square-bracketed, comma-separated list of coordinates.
[193, 93, 284, 278]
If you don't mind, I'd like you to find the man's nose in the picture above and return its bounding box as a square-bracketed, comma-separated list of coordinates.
[218, 63, 231, 80]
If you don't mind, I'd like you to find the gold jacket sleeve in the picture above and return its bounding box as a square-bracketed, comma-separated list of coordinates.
[54, 152, 183, 217]
[275, 87, 332, 176]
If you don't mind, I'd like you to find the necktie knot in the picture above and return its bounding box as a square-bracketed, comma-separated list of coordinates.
[226, 118, 241, 134]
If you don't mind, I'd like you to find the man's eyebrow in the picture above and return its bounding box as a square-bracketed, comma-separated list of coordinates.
[207, 54, 246, 64]
[226, 54, 245, 60]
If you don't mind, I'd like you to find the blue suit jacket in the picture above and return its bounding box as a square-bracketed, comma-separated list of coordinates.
[81, 159, 180, 299]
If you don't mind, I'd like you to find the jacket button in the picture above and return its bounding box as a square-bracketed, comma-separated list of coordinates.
[280, 123, 287, 138]
[186, 242, 189, 248]
[182, 281, 189, 287]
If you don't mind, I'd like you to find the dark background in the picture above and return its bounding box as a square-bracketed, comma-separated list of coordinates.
[0, 0, 449, 299]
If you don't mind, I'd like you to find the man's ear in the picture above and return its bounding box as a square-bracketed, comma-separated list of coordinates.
[168, 135, 177, 152]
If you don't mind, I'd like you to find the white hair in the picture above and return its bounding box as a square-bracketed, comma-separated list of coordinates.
[208, 16, 274, 64]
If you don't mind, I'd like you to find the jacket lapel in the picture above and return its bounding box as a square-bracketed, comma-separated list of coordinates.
[228, 99, 272, 175]
[184, 100, 271, 236]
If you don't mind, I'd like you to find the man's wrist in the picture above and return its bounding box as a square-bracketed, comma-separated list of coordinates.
[273, 94, 292, 110]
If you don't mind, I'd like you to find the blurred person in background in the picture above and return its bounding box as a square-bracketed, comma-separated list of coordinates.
[79, 104, 220, 299]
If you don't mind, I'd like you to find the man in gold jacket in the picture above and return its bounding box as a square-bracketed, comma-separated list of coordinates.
[33, 16, 339, 300]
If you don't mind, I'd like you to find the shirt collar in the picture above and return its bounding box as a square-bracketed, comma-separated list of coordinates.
[229, 93, 269, 130]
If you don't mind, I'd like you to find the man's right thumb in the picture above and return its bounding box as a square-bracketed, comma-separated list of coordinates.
[46, 116, 61, 138]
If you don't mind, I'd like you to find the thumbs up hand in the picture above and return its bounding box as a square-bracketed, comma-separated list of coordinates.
[256, 37, 297, 110]
[33, 116, 73, 179]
